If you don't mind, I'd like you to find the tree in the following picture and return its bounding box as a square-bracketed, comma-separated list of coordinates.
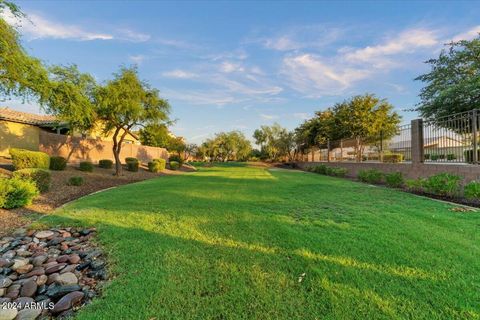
[332, 94, 400, 161]
[167, 136, 186, 158]
[184, 143, 197, 160]
[253, 123, 292, 161]
[415, 35, 480, 120]
[95, 67, 170, 175]
[0, 2, 50, 102]
[139, 123, 170, 148]
[200, 131, 252, 162]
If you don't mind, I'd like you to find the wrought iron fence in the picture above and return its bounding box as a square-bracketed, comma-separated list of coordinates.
[303, 109, 480, 165]
[422, 110, 478, 164]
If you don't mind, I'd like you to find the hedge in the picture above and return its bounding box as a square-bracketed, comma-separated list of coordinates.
[126, 161, 139, 172]
[382, 153, 403, 163]
[99, 159, 113, 169]
[0, 177, 39, 209]
[169, 161, 180, 170]
[79, 161, 94, 172]
[168, 155, 184, 165]
[9, 148, 50, 170]
[49, 156, 67, 171]
[68, 176, 84, 186]
[148, 158, 166, 172]
[12, 168, 51, 193]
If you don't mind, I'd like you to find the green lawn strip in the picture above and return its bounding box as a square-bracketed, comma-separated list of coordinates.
[37, 163, 479, 319]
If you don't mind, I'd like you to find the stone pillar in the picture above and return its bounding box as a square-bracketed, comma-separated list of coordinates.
[411, 119, 424, 164]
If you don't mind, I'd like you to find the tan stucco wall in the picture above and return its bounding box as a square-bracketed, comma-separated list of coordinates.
[0, 120, 40, 157]
[72, 122, 139, 145]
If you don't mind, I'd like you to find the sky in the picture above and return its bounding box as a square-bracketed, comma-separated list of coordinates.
[2, 1, 480, 144]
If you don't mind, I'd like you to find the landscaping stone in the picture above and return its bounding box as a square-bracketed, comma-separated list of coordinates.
[0, 227, 106, 319]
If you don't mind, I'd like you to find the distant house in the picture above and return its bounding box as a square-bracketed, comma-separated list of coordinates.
[0, 107, 140, 157]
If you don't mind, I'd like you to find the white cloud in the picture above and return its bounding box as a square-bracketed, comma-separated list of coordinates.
[260, 113, 279, 120]
[163, 89, 240, 106]
[129, 55, 146, 64]
[220, 61, 245, 73]
[162, 70, 198, 79]
[282, 54, 371, 97]
[1, 10, 150, 42]
[451, 25, 480, 42]
[343, 28, 438, 67]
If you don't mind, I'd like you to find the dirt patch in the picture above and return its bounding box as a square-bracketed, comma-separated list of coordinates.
[0, 163, 187, 236]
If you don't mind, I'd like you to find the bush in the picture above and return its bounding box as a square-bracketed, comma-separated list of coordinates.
[384, 172, 404, 188]
[49, 156, 67, 171]
[464, 181, 480, 200]
[431, 154, 439, 161]
[99, 159, 113, 169]
[447, 153, 457, 161]
[79, 161, 94, 172]
[0, 177, 39, 209]
[126, 160, 139, 172]
[405, 178, 425, 192]
[168, 155, 184, 166]
[329, 167, 348, 177]
[125, 157, 138, 163]
[313, 164, 327, 174]
[68, 176, 84, 186]
[169, 161, 180, 170]
[9, 148, 50, 170]
[424, 154, 430, 160]
[12, 168, 51, 193]
[357, 169, 383, 184]
[382, 153, 403, 163]
[148, 158, 166, 173]
[423, 173, 461, 197]
[464, 149, 480, 163]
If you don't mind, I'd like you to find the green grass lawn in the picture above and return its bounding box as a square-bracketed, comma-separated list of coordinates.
[41, 163, 479, 319]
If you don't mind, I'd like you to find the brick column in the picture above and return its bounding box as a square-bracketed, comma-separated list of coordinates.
[411, 119, 424, 164]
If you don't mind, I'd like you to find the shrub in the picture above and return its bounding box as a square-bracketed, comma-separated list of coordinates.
[424, 154, 430, 160]
[423, 173, 461, 197]
[431, 154, 439, 161]
[99, 159, 113, 169]
[447, 153, 457, 161]
[405, 178, 425, 192]
[464, 181, 480, 200]
[68, 176, 84, 186]
[125, 157, 138, 163]
[169, 161, 180, 170]
[382, 153, 403, 163]
[384, 172, 404, 188]
[0, 177, 39, 209]
[49, 156, 67, 171]
[126, 160, 139, 172]
[464, 149, 480, 163]
[148, 158, 166, 173]
[168, 155, 184, 166]
[329, 167, 348, 177]
[357, 169, 383, 184]
[79, 161, 94, 172]
[9, 148, 50, 170]
[12, 168, 51, 193]
[313, 164, 327, 174]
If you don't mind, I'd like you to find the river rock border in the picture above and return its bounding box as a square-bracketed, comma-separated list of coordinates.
[0, 227, 107, 319]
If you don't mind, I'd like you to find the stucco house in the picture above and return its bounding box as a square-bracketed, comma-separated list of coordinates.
[0, 107, 140, 157]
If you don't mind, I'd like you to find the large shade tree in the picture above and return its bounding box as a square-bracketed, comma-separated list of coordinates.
[95, 67, 170, 175]
[415, 35, 480, 120]
[200, 131, 252, 162]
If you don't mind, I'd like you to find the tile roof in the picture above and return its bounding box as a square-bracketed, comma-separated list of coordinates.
[0, 107, 64, 126]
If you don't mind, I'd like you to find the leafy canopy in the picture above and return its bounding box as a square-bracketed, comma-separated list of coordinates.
[415, 35, 480, 119]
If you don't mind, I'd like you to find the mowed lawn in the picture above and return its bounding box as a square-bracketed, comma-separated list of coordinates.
[41, 163, 479, 319]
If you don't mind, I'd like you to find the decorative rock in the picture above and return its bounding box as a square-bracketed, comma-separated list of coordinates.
[56, 255, 69, 263]
[0, 259, 12, 268]
[31, 256, 47, 267]
[46, 273, 59, 285]
[15, 264, 33, 275]
[52, 291, 84, 314]
[67, 254, 80, 264]
[2, 252, 15, 260]
[14, 308, 41, 320]
[45, 263, 66, 275]
[0, 277, 12, 288]
[46, 284, 81, 299]
[36, 275, 47, 286]
[34, 231, 54, 240]
[59, 264, 77, 274]
[19, 268, 44, 279]
[0, 288, 4, 297]
[0, 307, 17, 320]
[56, 273, 78, 285]
[90, 260, 105, 270]
[15, 250, 32, 258]
[11, 259, 28, 271]
[20, 280, 37, 297]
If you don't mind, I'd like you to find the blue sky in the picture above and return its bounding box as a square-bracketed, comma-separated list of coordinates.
[3, 1, 480, 144]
